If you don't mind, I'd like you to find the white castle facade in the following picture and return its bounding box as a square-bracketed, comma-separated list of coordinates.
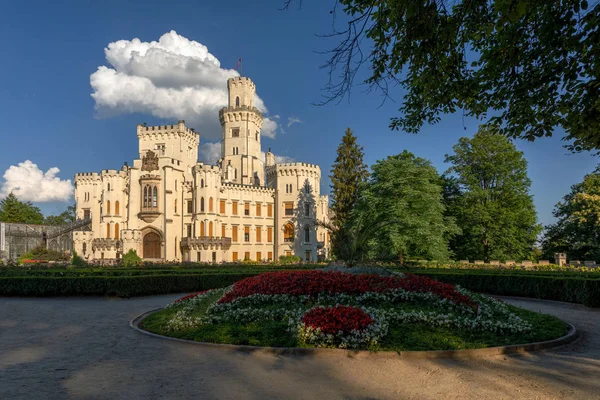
[73, 76, 330, 263]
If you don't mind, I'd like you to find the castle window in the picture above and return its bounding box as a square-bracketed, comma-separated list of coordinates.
[244, 202, 250, 216]
[106, 201, 111, 215]
[115, 201, 120, 216]
[200, 221, 205, 236]
[201, 179, 204, 188]
[175, 180, 177, 191]
[304, 225, 310, 243]
[256, 202, 261, 216]
[189, 200, 195, 214]
[106, 223, 111, 239]
[267, 227, 273, 242]
[220, 200, 226, 214]
[221, 224, 226, 237]
[256, 252, 261, 262]
[232, 251, 238, 261]
[232, 226, 238, 242]
[209, 197, 214, 212]
[304, 202, 310, 217]
[232, 128, 240, 138]
[284, 223, 294, 242]
[255, 131, 259, 140]
[267, 204, 273, 217]
[83, 209, 90, 219]
[174, 199, 177, 214]
[232, 201, 238, 215]
[187, 224, 192, 238]
[256, 226, 261, 242]
[285, 202, 294, 216]
[108, 183, 111, 192]
[235, 96, 240, 107]
[152, 186, 158, 208]
[244, 226, 250, 242]
[143, 186, 148, 208]
[209, 221, 213, 237]
[305, 251, 311, 262]
[244, 252, 250, 261]
[200, 197, 204, 212]
[234, 168, 238, 179]
[115, 223, 120, 240]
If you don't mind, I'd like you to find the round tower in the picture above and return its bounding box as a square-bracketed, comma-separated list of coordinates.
[219, 76, 264, 186]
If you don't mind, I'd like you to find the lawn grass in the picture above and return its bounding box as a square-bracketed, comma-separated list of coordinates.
[140, 298, 569, 351]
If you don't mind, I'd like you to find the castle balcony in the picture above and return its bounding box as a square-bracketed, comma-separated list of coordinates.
[91, 238, 120, 251]
[180, 236, 232, 251]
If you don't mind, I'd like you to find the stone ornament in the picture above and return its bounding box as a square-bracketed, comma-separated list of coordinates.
[142, 150, 159, 172]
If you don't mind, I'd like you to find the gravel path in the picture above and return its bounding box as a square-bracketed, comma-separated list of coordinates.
[1, 295, 599, 400]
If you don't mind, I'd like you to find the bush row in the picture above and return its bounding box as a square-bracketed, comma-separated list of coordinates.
[1, 270, 598, 307]
[0, 274, 256, 298]
[414, 271, 600, 308]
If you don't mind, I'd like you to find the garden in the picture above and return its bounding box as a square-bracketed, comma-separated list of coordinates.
[139, 268, 569, 351]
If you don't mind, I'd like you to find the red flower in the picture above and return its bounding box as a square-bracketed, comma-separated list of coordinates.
[173, 290, 209, 304]
[218, 271, 477, 310]
[302, 306, 373, 334]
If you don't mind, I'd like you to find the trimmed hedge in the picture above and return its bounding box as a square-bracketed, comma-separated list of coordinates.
[0, 274, 256, 298]
[1, 269, 598, 307]
[415, 271, 600, 308]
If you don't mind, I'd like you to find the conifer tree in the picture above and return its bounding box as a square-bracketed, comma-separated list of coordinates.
[328, 128, 369, 259]
[0, 192, 44, 224]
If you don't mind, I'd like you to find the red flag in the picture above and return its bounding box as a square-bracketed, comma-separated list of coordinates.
[234, 58, 242, 71]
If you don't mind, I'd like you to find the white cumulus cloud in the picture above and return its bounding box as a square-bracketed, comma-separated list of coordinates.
[287, 116, 302, 128]
[198, 142, 222, 164]
[90, 30, 279, 140]
[0, 160, 74, 202]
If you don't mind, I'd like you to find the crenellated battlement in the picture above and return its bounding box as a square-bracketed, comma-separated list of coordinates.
[227, 76, 256, 91]
[195, 163, 222, 174]
[136, 120, 199, 146]
[218, 106, 263, 124]
[222, 182, 276, 195]
[266, 162, 321, 178]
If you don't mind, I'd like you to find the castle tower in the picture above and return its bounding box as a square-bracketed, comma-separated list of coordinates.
[219, 77, 264, 186]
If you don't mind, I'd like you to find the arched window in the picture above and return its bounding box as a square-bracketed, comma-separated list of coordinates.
[115, 201, 120, 216]
[106, 223, 111, 238]
[235, 96, 240, 107]
[201, 179, 204, 188]
[143, 186, 148, 208]
[209, 197, 213, 212]
[255, 131, 259, 140]
[284, 223, 294, 242]
[304, 202, 310, 217]
[201, 197, 205, 212]
[108, 183, 111, 192]
[234, 168, 238, 180]
[153, 186, 158, 208]
[200, 221, 205, 237]
[304, 225, 310, 242]
[115, 223, 120, 240]
[209, 221, 213, 237]
[106, 200, 111, 215]
[174, 199, 178, 214]
[175, 180, 177, 191]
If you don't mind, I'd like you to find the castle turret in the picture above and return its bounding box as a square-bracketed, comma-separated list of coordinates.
[219, 77, 264, 186]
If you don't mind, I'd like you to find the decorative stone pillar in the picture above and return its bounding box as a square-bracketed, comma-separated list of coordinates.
[554, 253, 567, 266]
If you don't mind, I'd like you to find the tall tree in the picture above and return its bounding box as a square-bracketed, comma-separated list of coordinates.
[328, 128, 369, 259]
[44, 204, 76, 226]
[0, 193, 44, 224]
[445, 126, 540, 261]
[541, 166, 600, 261]
[356, 150, 458, 262]
[286, 0, 600, 151]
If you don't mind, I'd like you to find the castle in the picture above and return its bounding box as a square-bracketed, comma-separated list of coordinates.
[73, 76, 330, 263]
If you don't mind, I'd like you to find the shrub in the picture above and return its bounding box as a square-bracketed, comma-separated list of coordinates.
[121, 249, 142, 267]
[18, 246, 70, 263]
[71, 251, 87, 268]
[279, 255, 302, 264]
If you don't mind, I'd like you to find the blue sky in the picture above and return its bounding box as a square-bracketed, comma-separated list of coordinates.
[0, 0, 597, 226]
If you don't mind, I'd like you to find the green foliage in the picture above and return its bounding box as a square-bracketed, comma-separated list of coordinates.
[18, 246, 69, 263]
[444, 127, 541, 261]
[0, 193, 44, 224]
[279, 255, 302, 264]
[355, 150, 458, 262]
[329, 128, 369, 259]
[121, 249, 142, 267]
[317, 0, 600, 151]
[71, 251, 87, 268]
[44, 204, 76, 226]
[414, 271, 600, 308]
[542, 166, 600, 261]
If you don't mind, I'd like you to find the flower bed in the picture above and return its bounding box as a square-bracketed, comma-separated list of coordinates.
[142, 270, 569, 351]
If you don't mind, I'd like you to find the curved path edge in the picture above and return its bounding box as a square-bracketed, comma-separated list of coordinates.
[130, 307, 578, 360]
